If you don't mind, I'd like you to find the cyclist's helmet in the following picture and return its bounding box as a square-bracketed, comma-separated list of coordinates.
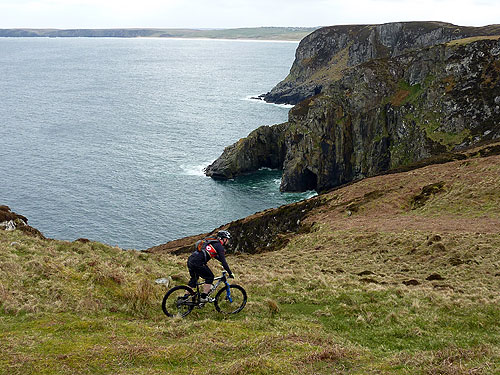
[217, 230, 231, 241]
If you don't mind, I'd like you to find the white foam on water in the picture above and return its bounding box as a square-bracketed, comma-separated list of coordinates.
[242, 95, 294, 109]
[180, 163, 209, 176]
[304, 191, 318, 199]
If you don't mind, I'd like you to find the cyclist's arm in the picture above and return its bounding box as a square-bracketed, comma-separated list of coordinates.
[214, 243, 232, 276]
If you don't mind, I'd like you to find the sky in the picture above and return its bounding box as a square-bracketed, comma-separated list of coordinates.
[0, 0, 498, 29]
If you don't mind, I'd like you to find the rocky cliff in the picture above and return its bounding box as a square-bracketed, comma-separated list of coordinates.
[262, 22, 500, 105]
[206, 31, 500, 192]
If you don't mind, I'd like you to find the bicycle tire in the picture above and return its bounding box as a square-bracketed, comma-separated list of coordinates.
[162, 285, 195, 318]
[214, 284, 247, 314]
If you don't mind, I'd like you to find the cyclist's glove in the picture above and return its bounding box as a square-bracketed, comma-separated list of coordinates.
[228, 273, 234, 279]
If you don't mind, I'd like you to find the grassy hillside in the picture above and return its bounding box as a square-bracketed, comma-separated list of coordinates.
[1, 151, 500, 374]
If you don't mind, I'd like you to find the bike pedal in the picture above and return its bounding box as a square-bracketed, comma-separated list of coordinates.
[200, 297, 215, 303]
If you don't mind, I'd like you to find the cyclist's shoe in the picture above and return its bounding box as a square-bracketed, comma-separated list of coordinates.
[200, 296, 215, 303]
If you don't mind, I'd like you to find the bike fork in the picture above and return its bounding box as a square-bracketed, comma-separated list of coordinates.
[225, 282, 233, 303]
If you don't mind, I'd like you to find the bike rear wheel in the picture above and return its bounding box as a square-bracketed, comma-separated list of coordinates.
[162, 285, 195, 318]
[214, 284, 247, 314]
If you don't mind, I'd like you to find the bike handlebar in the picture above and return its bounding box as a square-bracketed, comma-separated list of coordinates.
[214, 271, 234, 281]
[214, 271, 227, 281]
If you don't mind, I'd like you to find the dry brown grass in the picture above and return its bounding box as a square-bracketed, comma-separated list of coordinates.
[266, 299, 280, 315]
[309, 154, 500, 234]
[390, 89, 411, 106]
[394, 345, 497, 374]
[447, 35, 500, 46]
[0, 233, 177, 316]
[227, 154, 500, 318]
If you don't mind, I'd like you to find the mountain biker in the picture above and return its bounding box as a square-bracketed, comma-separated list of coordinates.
[187, 230, 234, 303]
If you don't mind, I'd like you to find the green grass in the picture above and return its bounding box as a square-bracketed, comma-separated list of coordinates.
[1, 225, 500, 374]
[412, 160, 500, 218]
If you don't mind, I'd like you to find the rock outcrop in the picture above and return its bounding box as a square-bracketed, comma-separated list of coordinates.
[146, 194, 322, 254]
[262, 22, 500, 105]
[206, 32, 500, 192]
[205, 123, 287, 180]
[0, 205, 45, 238]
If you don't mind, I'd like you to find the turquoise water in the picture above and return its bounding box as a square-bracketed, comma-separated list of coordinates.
[0, 37, 313, 249]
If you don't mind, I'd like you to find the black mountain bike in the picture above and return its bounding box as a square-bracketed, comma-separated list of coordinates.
[161, 271, 247, 318]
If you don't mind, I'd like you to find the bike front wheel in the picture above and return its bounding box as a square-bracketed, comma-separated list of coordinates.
[162, 285, 195, 318]
[214, 284, 247, 314]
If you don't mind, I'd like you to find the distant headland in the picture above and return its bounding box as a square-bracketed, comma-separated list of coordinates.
[0, 27, 319, 41]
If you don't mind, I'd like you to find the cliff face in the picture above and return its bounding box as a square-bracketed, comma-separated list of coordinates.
[206, 35, 500, 192]
[263, 22, 500, 105]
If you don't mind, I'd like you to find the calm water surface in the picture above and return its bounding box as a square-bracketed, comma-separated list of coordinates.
[0, 37, 313, 249]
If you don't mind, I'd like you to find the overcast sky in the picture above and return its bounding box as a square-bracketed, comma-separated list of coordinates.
[0, 0, 498, 29]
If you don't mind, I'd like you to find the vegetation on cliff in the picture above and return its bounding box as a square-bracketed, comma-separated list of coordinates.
[2, 143, 500, 374]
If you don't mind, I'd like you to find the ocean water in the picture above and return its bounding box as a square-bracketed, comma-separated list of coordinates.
[0, 37, 313, 249]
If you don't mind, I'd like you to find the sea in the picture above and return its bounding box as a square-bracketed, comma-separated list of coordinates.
[0, 37, 315, 249]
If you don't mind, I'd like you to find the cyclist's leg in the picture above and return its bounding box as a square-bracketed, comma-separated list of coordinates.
[187, 266, 199, 288]
[183, 260, 199, 301]
[197, 265, 214, 297]
[187, 256, 203, 288]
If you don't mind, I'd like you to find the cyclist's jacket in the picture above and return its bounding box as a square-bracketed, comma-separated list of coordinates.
[188, 239, 232, 275]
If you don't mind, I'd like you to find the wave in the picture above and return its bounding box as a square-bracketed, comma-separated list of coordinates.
[180, 163, 209, 176]
[242, 95, 294, 109]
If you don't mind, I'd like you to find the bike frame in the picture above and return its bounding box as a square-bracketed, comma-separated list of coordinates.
[163, 270, 246, 317]
[192, 271, 232, 305]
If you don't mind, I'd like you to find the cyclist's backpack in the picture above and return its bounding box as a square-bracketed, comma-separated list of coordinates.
[194, 237, 219, 259]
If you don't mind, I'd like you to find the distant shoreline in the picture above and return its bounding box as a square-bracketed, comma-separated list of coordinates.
[1, 36, 301, 43]
[0, 27, 318, 41]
